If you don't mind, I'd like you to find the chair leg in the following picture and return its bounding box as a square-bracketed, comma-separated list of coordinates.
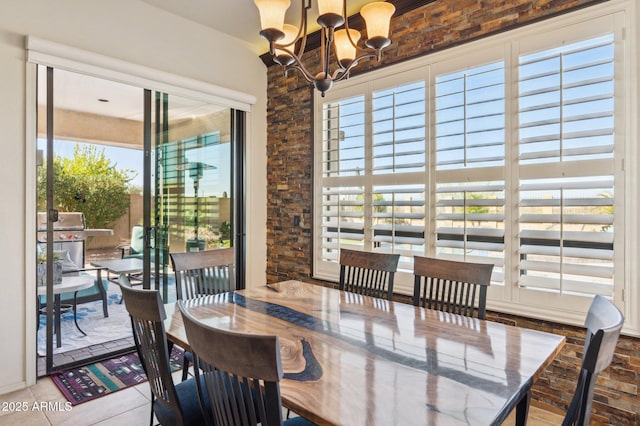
[181, 356, 190, 382]
[149, 394, 155, 426]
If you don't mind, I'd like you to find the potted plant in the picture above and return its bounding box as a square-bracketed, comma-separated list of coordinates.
[36, 251, 63, 286]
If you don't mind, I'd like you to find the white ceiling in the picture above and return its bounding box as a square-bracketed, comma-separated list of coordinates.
[39, 67, 224, 121]
[140, 0, 375, 54]
[43, 1, 377, 122]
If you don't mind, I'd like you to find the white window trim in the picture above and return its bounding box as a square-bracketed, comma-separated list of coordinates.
[26, 37, 256, 112]
[313, 0, 639, 336]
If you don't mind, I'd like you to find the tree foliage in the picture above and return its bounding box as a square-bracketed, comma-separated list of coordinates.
[37, 145, 134, 229]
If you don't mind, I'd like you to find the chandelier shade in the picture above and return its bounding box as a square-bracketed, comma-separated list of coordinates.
[361, 2, 394, 48]
[254, 0, 395, 96]
[255, 0, 291, 41]
[334, 28, 360, 68]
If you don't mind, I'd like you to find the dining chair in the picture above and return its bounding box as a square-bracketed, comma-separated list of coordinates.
[412, 256, 493, 319]
[170, 248, 235, 380]
[338, 248, 400, 301]
[170, 248, 235, 300]
[119, 283, 208, 426]
[561, 294, 623, 426]
[177, 300, 315, 426]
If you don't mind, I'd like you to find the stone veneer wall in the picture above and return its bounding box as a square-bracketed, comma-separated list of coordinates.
[265, 0, 638, 423]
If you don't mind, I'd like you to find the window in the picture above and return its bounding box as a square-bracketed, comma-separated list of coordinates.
[517, 34, 616, 307]
[317, 74, 427, 275]
[313, 4, 634, 329]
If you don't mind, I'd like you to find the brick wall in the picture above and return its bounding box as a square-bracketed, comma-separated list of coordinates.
[265, 0, 638, 422]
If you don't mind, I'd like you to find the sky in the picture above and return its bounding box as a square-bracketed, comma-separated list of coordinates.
[39, 139, 231, 197]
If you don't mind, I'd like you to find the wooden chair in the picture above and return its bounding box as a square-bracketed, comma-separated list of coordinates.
[412, 256, 493, 320]
[170, 248, 235, 380]
[177, 300, 314, 426]
[338, 248, 400, 301]
[120, 284, 208, 426]
[561, 295, 624, 426]
[170, 248, 235, 300]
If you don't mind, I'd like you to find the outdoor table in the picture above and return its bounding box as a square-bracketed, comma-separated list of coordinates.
[38, 275, 94, 348]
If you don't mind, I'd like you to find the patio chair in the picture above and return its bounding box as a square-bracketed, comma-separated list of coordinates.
[118, 225, 164, 264]
[117, 225, 145, 259]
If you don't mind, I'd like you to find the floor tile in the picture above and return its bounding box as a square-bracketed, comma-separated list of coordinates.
[44, 386, 148, 426]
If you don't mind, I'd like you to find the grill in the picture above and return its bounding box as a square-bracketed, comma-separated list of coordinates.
[37, 212, 112, 268]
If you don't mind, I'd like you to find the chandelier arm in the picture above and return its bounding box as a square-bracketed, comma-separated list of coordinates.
[340, 0, 358, 49]
[272, 44, 318, 83]
[333, 50, 378, 82]
[320, 28, 330, 78]
[295, 0, 310, 57]
[289, 64, 316, 83]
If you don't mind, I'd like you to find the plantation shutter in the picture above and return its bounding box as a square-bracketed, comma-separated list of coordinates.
[435, 62, 505, 170]
[434, 62, 506, 282]
[369, 81, 427, 270]
[319, 95, 366, 262]
[517, 34, 615, 297]
[372, 81, 426, 174]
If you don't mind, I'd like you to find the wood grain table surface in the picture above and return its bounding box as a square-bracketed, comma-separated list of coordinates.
[165, 280, 565, 426]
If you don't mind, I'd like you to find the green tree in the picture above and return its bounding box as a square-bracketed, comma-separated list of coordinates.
[37, 145, 134, 229]
[597, 192, 614, 231]
[466, 193, 490, 226]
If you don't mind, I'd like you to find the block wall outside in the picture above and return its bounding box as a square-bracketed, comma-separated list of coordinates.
[264, 0, 637, 422]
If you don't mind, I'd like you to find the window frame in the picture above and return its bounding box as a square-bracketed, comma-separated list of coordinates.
[313, 0, 638, 335]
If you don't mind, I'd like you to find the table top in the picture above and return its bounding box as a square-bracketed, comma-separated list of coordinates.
[90, 258, 144, 274]
[166, 280, 565, 426]
[36, 275, 94, 296]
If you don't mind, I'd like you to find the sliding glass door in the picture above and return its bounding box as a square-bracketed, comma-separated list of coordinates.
[150, 92, 244, 300]
[35, 67, 245, 376]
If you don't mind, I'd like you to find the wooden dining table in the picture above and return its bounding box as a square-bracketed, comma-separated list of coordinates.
[165, 280, 565, 426]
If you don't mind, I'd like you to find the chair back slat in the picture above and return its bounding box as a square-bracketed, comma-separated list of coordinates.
[413, 256, 493, 320]
[178, 300, 285, 426]
[339, 249, 400, 301]
[170, 248, 235, 300]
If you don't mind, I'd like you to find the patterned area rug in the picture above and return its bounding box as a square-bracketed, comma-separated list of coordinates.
[51, 347, 184, 405]
[37, 291, 132, 356]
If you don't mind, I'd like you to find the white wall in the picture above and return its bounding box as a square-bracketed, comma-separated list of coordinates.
[0, 0, 268, 393]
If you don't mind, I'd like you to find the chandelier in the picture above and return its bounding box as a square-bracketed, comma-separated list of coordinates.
[254, 0, 395, 96]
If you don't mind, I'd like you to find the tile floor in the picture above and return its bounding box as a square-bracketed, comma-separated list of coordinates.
[1, 371, 565, 426]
